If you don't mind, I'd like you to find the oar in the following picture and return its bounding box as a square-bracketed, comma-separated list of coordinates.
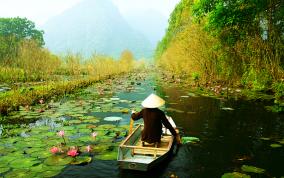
[129, 117, 134, 134]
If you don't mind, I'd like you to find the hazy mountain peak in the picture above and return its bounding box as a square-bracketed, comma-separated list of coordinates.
[43, 0, 153, 58]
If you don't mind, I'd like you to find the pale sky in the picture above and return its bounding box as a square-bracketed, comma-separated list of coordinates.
[0, 0, 180, 26]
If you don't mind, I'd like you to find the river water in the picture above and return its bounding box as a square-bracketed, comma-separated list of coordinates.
[55, 74, 283, 178]
[1, 73, 283, 178]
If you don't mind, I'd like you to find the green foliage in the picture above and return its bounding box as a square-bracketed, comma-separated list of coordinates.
[155, 0, 283, 97]
[241, 68, 272, 91]
[272, 81, 284, 101]
[0, 17, 44, 63]
[155, 0, 192, 59]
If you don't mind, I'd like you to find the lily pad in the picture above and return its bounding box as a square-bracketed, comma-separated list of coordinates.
[270, 143, 282, 148]
[37, 170, 62, 177]
[222, 172, 251, 178]
[70, 156, 92, 165]
[44, 155, 73, 166]
[0, 167, 10, 174]
[4, 169, 35, 178]
[9, 157, 40, 168]
[104, 116, 123, 122]
[0, 156, 18, 165]
[241, 165, 265, 174]
[96, 151, 117, 160]
[182, 137, 200, 144]
[30, 150, 52, 159]
[30, 164, 64, 173]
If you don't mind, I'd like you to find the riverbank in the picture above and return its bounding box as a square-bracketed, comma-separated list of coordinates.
[156, 69, 284, 113]
[0, 72, 134, 122]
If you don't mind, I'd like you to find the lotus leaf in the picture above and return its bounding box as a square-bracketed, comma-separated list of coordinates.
[69, 120, 82, 124]
[4, 169, 34, 178]
[97, 124, 116, 129]
[36, 170, 62, 177]
[241, 165, 265, 174]
[44, 155, 73, 166]
[25, 147, 41, 154]
[279, 139, 284, 144]
[96, 151, 117, 160]
[30, 150, 52, 159]
[30, 164, 64, 173]
[9, 157, 40, 168]
[182, 137, 200, 144]
[76, 124, 91, 129]
[92, 144, 111, 152]
[61, 126, 76, 131]
[78, 128, 91, 133]
[0, 167, 9, 174]
[0, 155, 17, 164]
[70, 156, 92, 165]
[77, 135, 92, 142]
[221, 172, 251, 178]
[270, 143, 282, 148]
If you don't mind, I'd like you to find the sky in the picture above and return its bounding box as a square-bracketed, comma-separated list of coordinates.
[0, 0, 180, 26]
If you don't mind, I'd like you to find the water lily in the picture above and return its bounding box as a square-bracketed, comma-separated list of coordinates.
[50, 146, 59, 154]
[57, 130, 66, 145]
[39, 98, 44, 104]
[67, 149, 79, 157]
[86, 145, 92, 152]
[92, 132, 98, 138]
[57, 130, 65, 137]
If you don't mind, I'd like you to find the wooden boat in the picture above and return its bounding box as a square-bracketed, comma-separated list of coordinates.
[117, 117, 176, 171]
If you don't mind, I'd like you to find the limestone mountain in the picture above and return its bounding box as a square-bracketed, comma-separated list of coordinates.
[42, 0, 153, 58]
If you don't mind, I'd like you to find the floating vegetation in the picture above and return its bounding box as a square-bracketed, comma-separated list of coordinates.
[221, 172, 251, 178]
[221, 107, 235, 111]
[103, 116, 123, 122]
[181, 137, 200, 144]
[241, 165, 265, 174]
[270, 143, 282, 148]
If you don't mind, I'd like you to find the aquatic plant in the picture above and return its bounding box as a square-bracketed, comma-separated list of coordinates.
[67, 148, 79, 157]
[57, 130, 66, 145]
[50, 146, 60, 154]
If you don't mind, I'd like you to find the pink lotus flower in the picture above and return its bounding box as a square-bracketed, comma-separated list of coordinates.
[57, 130, 65, 137]
[67, 149, 79, 157]
[50, 146, 59, 154]
[91, 132, 98, 138]
[39, 98, 44, 104]
[86, 145, 92, 152]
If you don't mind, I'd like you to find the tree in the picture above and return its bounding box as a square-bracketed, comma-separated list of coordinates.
[0, 17, 44, 63]
[119, 50, 135, 72]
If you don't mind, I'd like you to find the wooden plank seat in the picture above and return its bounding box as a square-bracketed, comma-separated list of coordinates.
[130, 135, 172, 158]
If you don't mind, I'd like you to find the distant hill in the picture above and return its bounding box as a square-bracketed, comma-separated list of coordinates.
[42, 0, 153, 59]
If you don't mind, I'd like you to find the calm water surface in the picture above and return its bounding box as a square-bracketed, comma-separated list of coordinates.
[55, 75, 284, 178]
[1, 74, 282, 178]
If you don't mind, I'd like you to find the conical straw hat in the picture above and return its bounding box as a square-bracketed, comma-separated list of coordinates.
[141, 93, 165, 108]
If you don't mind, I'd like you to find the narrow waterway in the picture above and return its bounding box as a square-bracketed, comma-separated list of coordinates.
[0, 73, 283, 178]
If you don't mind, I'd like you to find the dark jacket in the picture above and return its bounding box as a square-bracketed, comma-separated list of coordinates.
[131, 108, 177, 143]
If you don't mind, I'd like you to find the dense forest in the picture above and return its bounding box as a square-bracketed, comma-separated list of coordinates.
[156, 0, 283, 105]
